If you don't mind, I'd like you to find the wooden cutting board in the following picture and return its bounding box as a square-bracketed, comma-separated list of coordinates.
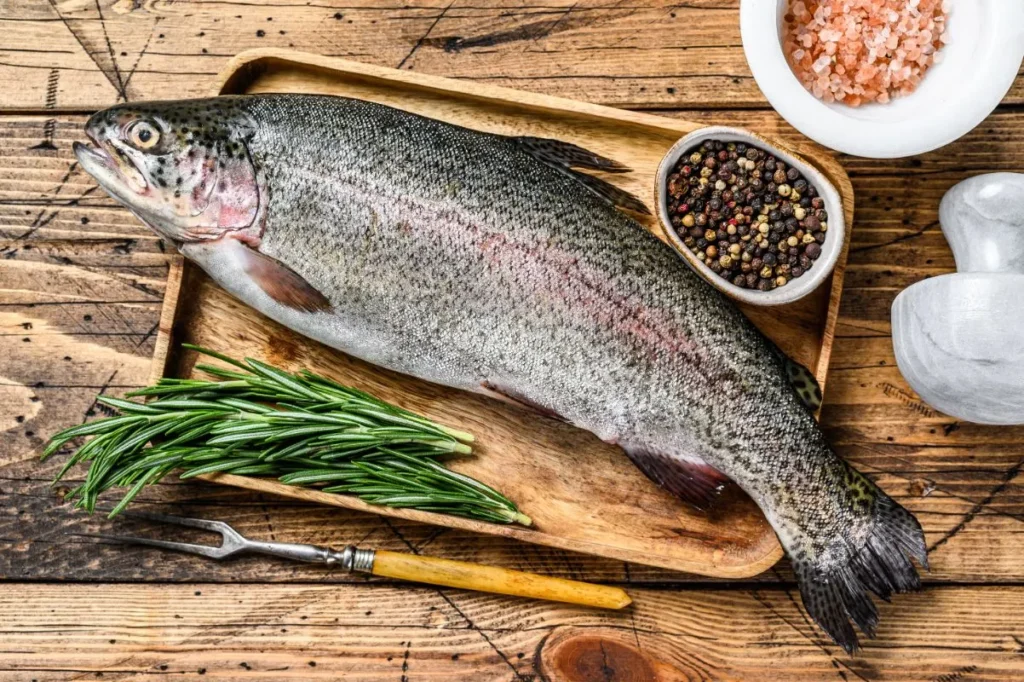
[149, 48, 854, 578]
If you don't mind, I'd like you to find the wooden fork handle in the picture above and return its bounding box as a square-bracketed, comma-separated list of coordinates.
[371, 550, 631, 609]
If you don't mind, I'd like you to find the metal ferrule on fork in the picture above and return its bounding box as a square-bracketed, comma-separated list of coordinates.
[336, 546, 375, 573]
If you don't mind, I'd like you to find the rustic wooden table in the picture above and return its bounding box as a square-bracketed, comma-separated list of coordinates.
[1, 2, 1022, 680]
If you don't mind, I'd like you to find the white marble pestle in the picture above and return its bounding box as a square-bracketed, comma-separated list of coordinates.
[892, 173, 1024, 425]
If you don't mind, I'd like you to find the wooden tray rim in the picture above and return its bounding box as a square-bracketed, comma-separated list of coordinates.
[147, 48, 856, 578]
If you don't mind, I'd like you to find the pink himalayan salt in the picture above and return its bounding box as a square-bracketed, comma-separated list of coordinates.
[783, 0, 948, 107]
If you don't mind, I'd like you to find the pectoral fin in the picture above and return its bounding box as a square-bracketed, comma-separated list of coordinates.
[234, 242, 333, 313]
[622, 445, 730, 510]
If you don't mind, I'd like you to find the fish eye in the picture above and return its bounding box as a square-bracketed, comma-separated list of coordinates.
[127, 120, 160, 150]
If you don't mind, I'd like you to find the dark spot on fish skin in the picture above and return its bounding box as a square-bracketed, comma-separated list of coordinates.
[667, 87, 676, 94]
[334, 12, 343, 19]
[256, 29, 266, 37]
[158, 33, 165, 38]
[198, 31, 205, 37]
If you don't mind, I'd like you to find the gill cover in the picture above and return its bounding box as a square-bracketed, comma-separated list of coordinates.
[74, 97, 263, 245]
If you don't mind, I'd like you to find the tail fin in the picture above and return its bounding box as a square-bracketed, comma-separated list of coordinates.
[789, 476, 928, 654]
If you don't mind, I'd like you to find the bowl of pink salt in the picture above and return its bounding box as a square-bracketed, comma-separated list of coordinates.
[740, 0, 1024, 158]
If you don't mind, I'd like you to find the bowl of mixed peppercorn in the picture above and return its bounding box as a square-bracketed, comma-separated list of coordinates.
[656, 126, 845, 306]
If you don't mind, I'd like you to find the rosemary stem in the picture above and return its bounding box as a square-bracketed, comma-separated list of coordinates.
[43, 345, 529, 527]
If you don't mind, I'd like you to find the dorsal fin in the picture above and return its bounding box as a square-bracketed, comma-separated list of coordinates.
[622, 445, 730, 510]
[514, 136, 652, 215]
[515, 136, 632, 173]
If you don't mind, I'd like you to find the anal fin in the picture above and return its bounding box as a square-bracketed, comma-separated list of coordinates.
[622, 446, 730, 510]
[514, 135, 652, 215]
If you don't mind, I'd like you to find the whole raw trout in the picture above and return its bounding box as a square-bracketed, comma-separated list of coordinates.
[74, 94, 925, 652]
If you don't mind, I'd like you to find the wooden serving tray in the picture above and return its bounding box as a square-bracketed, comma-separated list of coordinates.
[150, 48, 854, 578]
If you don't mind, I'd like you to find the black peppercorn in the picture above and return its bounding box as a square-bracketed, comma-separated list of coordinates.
[665, 139, 827, 290]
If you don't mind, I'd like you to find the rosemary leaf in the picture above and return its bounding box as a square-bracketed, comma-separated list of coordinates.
[44, 345, 529, 527]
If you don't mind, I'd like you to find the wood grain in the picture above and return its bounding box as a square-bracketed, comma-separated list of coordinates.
[3, 112, 1024, 588]
[3, 77, 1024, 679]
[1, 583, 1022, 681]
[3, 1, 1024, 676]
[3, 1, 1020, 113]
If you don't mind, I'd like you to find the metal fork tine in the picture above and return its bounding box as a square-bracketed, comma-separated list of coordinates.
[74, 532, 229, 560]
[119, 510, 243, 539]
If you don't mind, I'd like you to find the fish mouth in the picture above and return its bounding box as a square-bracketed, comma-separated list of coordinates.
[73, 133, 147, 197]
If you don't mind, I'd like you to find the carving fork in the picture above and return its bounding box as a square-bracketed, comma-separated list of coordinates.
[77, 510, 632, 610]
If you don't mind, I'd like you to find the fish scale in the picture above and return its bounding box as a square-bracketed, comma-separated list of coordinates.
[74, 93, 926, 653]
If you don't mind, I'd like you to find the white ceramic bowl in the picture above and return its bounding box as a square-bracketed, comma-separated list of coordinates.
[740, 0, 1024, 158]
[655, 126, 845, 306]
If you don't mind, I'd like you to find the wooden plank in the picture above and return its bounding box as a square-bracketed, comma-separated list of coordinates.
[0, 582, 1022, 680]
[2, 112, 1024, 585]
[2, 1, 1020, 111]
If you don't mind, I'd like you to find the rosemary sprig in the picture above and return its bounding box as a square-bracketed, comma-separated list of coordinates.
[43, 344, 530, 526]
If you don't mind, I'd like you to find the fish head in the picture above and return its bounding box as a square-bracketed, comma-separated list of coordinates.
[73, 98, 263, 245]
